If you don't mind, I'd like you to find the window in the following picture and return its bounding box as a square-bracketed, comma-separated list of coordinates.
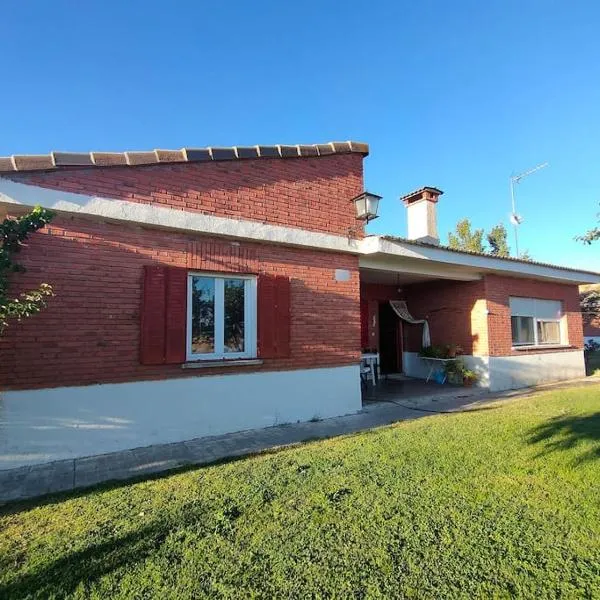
[187, 273, 257, 360]
[509, 297, 563, 347]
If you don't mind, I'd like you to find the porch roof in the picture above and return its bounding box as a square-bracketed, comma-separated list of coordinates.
[359, 235, 600, 285]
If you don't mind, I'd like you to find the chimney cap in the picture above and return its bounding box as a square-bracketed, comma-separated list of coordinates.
[401, 186, 444, 205]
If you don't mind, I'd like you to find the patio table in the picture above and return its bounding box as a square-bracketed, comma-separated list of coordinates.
[420, 356, 457, 384]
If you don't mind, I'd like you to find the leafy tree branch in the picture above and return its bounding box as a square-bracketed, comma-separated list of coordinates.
[0, 206, 55, 333]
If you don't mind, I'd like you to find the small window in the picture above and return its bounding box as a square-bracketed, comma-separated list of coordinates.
[187, 273, 257, 360]
[509, 297, 563, 347]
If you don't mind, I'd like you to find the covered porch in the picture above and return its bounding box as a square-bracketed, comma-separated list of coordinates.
[358, 250, 489, 398]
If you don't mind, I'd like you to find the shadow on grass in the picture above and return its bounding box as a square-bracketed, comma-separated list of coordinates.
[0, 518, 174, 598]
[528, 411, 600, 463]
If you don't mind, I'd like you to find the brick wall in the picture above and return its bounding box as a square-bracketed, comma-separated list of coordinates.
[8, 154, 364, 238]
[0, 216, 360, 390]
[402, 279, 488, 355]
[355, 275, 584, 360]
[485, 274, 584, 356]
[359, 280, 488, 355]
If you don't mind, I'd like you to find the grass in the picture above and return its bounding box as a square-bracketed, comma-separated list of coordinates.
[1, 386, 600, 599]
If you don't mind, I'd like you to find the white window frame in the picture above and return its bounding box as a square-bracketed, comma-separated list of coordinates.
[186, 272, 257, 361]
[510, 297, 564, 348]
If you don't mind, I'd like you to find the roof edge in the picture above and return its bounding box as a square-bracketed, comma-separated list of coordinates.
[0, 140, 369, 174]
[375, 235, 600, 282]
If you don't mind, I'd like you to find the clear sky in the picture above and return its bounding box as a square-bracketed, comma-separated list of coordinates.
[1, 1, 599, 271]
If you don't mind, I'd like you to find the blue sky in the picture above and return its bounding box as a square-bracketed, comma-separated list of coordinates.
[1, 1, 599, 270]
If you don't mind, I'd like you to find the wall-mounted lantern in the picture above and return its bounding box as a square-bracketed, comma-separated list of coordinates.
[351, 191, 381, 223]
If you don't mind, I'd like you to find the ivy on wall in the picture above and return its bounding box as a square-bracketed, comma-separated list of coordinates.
[0, 206, 55, 333]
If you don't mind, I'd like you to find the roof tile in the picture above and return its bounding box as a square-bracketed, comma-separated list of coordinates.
[278, 145, 300, 158]
[125, 151, 159, 166]
[155, 149, 186, 162]
[257, 145, 280, 158]
[0, 141, 369, 173]
[235, 146, 260, 159]
[315, 143, 335, 156]
[183, 148, 212, 162]
[209, 147, 237, 161]
[0, 157, 15, 172]
[91, 152, 128, 167]
[12, 154, 55, 171]
[52, 152, 94, 167]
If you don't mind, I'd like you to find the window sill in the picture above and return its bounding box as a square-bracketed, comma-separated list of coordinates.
[181, 359, 263, 369]
[512, 344, 575, 352]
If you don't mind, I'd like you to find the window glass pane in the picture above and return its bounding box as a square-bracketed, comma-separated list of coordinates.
[191, 277, 215, 354]
[511, 316, 534, 345]
[537, 320, 560, 344]
[224, 279, 245, 353]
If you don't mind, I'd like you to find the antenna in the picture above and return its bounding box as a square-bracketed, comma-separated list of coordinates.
[509, 162, 548, 257]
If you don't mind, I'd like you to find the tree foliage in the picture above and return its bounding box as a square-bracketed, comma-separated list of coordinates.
[448, 219, 486, 253]
[486, 224, 510, 257]
[576, 203, 600, 245]
[0, 207, 55, 333]
[580, 287, 600, 326]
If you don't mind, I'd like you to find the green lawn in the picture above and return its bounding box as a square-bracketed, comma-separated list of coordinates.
[1, 387, 600, 599]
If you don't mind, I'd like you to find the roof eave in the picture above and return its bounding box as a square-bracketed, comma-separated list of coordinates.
[362, 236, 600, 285]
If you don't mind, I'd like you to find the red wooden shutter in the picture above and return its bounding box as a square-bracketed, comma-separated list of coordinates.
[164, 267, 188, 364]
[140, 266, 167, 365]
[258, 274, 291, 358]
[140, 265, 188, 365]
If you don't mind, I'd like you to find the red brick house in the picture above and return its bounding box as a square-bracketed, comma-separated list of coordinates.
[0, 141, 598, 469]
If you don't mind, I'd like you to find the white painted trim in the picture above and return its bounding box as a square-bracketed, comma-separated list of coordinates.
[359, 255, 482, 282]
[0, 365, 362, 469]
[186, 272, 257, 361]
[2, 177, 597, 284]
[0, 177, 361, 254]
[362, 237, 600, 285]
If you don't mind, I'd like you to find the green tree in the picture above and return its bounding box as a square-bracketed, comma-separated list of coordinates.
[449, 219, 533, 260]
[487, 223, 510, 257]
[580, 286, 600, 326]
[576, 203, 599, 245]
[448, 219, 485, 253]
[1, 206, 55, 333]
[519, 249, 533, 261]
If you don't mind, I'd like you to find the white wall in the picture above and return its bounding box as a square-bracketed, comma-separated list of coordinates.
[403, 350, 586, 391]
[488, 351, 586, 391]
[0, 365, 361, 470]
[402, 352, 490, 387]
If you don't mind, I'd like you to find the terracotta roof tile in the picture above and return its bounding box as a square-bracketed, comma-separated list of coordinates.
[0, 140, 368, 174]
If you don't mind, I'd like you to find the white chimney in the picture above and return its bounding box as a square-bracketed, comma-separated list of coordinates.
[401, 186, 443, 245]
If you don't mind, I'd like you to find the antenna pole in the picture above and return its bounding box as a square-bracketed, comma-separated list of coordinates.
[509, 162, 548, 259]
[510, 177, 519, 257]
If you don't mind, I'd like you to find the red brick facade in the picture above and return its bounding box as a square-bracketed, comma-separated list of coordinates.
[0, 217, 360, 390]
[9, 154, 365, 238]
[484, 274, 583, 356]
[1, 155, 363, 391]
[360, 275, 583, 359]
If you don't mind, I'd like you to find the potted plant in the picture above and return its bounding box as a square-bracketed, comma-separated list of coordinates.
[446, 344, 464, 358]
[462, 369, 478, 387]
[443, 358, 465, 384]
